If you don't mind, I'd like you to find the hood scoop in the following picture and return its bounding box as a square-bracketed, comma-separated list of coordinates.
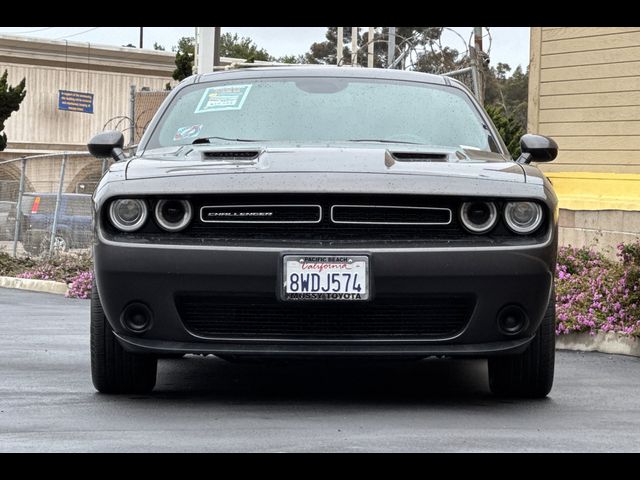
[201, 150, 262, 161]
[390, 151, 448, 162]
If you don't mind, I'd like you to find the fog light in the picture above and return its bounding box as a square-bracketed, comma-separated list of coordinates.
[497, 305, 529, 335]
[121, 303, 153, 333]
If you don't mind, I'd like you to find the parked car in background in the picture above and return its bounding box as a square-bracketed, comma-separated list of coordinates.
[19, 193, 93, 255]
[0, 201, 18, 240]
[88, 67, 559, 397]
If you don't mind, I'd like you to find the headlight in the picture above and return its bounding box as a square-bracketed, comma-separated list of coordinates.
[154, 199, 192, 232]
[504, 202, 543, 234]
[109, 199, 148, 232]
[459, 201, 498, 234]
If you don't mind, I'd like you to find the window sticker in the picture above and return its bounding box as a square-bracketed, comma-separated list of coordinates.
[194, 84, 252, 113]
[173, 124, 203, 141]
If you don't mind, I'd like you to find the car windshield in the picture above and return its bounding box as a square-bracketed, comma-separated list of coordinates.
[145, 76, 498, 152]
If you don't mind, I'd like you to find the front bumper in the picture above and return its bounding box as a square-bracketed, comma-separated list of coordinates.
[94, 232, 556, 357]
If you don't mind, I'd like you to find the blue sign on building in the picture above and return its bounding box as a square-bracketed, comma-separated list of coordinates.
[58, 90, 94, 114]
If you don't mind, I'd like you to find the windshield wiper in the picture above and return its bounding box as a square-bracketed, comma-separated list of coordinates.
[192, 136, 263, 144]
[347, 138, 424, 145]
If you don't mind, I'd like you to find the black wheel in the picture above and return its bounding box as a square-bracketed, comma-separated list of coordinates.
[90, 282, 157, 394]
[488, 289, 555, 398]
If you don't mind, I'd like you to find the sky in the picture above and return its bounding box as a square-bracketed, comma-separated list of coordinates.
[0, 27, 530, 72]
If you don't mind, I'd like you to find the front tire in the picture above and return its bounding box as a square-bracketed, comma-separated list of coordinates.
[488, 289, 556, 398]
[90, 282, 157, 394]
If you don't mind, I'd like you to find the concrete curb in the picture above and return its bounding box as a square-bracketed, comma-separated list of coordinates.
[0, 276, 68, 295]
[557, 331, 640, 358]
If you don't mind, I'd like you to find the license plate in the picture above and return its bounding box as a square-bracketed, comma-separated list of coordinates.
[282, 255, 369, 301]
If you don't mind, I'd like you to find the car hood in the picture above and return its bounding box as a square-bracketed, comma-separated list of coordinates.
[126, 145, 526, 183]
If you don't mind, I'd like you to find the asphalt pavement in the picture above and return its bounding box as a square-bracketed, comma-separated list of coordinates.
[1, 287, 639, 452]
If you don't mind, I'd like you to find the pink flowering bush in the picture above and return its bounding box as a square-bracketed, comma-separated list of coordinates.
[66, 270, 93, 299]
[7, 253, 94, 299]
[17, 264, 58, 281]
[556, 243, 640, 336]
[14, 253, 92, 284]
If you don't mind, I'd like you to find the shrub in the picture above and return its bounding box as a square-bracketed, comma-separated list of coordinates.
[0, 252, 36, 277]
[16, 253, 93, 284]
[556, 243, 640, 336]
[66, 270, 93, 299]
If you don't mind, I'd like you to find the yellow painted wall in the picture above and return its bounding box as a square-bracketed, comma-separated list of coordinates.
[528, 27, 640, 211]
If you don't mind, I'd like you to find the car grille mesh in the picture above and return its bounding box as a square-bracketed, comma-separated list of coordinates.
[176, 293, 475, 340]
[331, 205, 451, 224]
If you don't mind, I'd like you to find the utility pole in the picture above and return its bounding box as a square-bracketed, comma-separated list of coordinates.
[213, 27, 221, 67]
[387, 27, 396, 68]
[337, 27, 344, 65]
[351, 27, 358, 66]
[473, 27, 484, 105]
[367, 27, 374, 68]
[139, 27, 143, 49]
[196, 27, 215, 74]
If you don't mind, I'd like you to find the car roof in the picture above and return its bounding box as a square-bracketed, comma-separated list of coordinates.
[195, 66, 448, 86]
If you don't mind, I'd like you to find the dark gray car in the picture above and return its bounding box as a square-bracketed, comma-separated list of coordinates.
[88, 67, 559, 397]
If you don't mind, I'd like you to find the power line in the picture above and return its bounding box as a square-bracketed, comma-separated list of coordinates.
[1, 27, 55, 34]
[54, 27, 100, 40]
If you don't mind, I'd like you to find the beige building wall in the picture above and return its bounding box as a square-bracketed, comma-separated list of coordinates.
[528, 27, 640, 254]
[2, 63, 170, 151]
[529, 27, 640, 174]
[0, 35, 175, 195]
[0, 34, 175, 153]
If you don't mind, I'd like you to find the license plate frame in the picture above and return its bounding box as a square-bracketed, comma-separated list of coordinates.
[280, 255, 370, 301]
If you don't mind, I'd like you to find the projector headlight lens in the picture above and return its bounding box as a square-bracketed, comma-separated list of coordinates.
[460, 201, 498, 234]
[154, 199, 192, 232]
[504, 201, 543, 234]
[109, 199, 148, 232]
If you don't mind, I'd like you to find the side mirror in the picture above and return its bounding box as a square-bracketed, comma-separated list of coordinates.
[517, 134, 558, 164]
[88, 131, 126, 162]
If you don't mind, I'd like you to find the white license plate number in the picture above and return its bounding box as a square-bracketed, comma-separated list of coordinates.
[282, 255, 369, 301]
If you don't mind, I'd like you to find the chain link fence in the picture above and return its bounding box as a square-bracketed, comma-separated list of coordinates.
[0, 84, 167, 261]
[0, 152, 114, 259]
[134, 90, 170, 143]
[442, 65, 480, 101]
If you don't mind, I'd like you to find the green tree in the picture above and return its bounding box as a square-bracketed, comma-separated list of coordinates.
[171, 34, 273, 82]
[172, 36, 195, 82]
[485, 104, 525, 158]
[414, 46, 466, 74]
[153, 42, 165, 51]
[220, 33, 271, 62]
[304, 27, 463, 69]
[0, 70, 27, 152]
[277, 54, 306, 64]
[484, 63, 529, 133]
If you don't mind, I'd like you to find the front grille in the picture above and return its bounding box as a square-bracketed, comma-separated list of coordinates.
[331, 205, 451, 225]
[186, 194, 465, 245]
[201, 204, 321, 223]
[104, 194, 548, 247]
[176, 294, 475, 340]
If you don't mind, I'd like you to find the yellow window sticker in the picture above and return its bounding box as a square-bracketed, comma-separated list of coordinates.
[194, 84, 252, 113]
